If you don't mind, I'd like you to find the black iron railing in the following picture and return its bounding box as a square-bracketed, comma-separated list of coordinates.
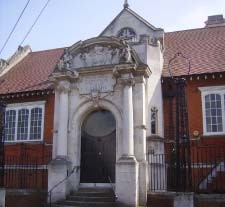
[3, 143, 51, 190]
[148, 142, 225, 193]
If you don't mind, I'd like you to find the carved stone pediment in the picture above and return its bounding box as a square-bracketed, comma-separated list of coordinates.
[55, 37, 140, 72]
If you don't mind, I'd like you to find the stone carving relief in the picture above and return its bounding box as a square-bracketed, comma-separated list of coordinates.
[57, 48, 73, 70]
[119, 44, 132, 63]
[71, 44, 133, 69]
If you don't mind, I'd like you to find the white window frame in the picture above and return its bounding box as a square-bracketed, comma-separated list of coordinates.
[5, 101, 45, 142]
[199, 85, 225, 136]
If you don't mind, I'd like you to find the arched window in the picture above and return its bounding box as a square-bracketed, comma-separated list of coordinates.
[117, 27, 137, 42]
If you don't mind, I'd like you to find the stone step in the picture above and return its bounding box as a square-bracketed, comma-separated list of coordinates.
[67, 195, 115, 202]
[52, 188, 116, 207]
[71, 191, 114, 197]
[57, 200, 116, 207]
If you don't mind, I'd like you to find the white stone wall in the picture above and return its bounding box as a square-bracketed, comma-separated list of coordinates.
[101, 10, 161, 42]
[146, 43, 164, 138]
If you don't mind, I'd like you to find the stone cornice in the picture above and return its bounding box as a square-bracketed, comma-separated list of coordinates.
[113, 63, 137, 77]
[49, 70, 79, 82]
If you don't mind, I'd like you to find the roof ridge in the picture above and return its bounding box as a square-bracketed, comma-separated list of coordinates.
[125, 8, 163, 31]
[165, 25, 225, 34]
[31, 47, 65, 54]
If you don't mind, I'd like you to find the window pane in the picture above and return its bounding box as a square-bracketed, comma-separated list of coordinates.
[118, 28, 137, 42]
[205, 94, 223, 133]
[5, 110, 16, 141]
[17, 109, 29, 140]
[82, 110, 115, 137]
[30, 108, 42, 140]
[151, 107, 158, 135]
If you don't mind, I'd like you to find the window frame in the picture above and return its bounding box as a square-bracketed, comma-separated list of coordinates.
[117, 27, 137, 42]
[199, 86, 225, 136]
[5, 101, 45, 142]
[151, 106, 158, 135]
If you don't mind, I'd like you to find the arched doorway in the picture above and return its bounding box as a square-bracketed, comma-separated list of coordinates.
[80, 109, 116, 183]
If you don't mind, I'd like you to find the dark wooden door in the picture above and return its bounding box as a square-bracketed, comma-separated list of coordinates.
[80, 110, 116, 183]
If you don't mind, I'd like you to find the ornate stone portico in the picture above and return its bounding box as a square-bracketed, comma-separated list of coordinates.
[48, 36, 152, 206]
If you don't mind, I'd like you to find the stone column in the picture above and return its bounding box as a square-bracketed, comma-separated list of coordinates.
[133, 76, 148, 206]
[122, 75, 135, 157]
[48, 80, 71, 203]
[56, 80, 70, 157]
[116, 74, 139, 207]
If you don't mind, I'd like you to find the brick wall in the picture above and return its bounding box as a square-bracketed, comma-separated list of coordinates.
[148, 193, 225, 207]
[163, 73, 225, 144]
[3, 93, 54, 190]
[4, 93, 54, 158]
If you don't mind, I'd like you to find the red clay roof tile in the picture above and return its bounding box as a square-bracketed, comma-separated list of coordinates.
[0, 48, 64, 94]
[163, 26, 225, 76]
[1, 26, 225, 95]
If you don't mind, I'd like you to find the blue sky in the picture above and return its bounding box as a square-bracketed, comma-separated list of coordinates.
[0, 0, 225, 59]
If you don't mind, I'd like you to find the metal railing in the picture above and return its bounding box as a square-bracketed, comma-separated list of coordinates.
[148, 143, 225, 193]
[3, 143, 51, 190]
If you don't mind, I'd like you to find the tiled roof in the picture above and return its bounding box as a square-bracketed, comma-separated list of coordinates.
[0, 48, 64, 95]
[163, 26, 225, 77]
[1, 26, 225, 95]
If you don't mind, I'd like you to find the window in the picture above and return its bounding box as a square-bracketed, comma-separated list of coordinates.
[118, 27, 137, 42]
[5, 101, 45, 142]
[151, 107, 158, 135]
[199, 86, 225, 135]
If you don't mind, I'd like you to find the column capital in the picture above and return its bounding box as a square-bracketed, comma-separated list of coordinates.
[118, 77, 135, 87]
[134, 76, 146, 84]
[56, 80, 71, 93]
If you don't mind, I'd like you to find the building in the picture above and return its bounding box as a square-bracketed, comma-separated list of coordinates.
[0, 1, 225, 207]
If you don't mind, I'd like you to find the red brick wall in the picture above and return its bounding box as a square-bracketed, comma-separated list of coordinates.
[163, 74, 225, 144]
[4, 93, 54, 159]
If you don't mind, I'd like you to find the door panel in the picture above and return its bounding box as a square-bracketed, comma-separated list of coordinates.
[80, 110, 116, 183]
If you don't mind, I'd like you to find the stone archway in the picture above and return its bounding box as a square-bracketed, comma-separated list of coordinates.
[80, 109, 116, 183]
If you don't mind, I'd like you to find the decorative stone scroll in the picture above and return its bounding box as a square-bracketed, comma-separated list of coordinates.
[78, 74, 116, 95]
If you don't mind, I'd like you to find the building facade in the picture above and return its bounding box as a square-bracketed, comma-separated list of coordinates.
[0, 2, 225, 207]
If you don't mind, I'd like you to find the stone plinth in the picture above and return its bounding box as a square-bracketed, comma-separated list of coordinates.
[0, 189, 5, 207]
[48, 157, 71, 203]
[116, 156, 138, 207]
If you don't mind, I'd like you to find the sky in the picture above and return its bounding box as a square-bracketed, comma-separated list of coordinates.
[0, 0, 225, 59]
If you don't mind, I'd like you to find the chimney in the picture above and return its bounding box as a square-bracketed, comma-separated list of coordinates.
[205, 15, 225, 27]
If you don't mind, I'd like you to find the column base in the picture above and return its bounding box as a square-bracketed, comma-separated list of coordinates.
[0, 188, 5, 207]
[139, 161, 148, 206]
[48, 156, 71, 203]
[116, 156, 139, 207]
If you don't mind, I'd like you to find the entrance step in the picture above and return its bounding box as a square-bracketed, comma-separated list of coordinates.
[52, 188, 116, 207]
